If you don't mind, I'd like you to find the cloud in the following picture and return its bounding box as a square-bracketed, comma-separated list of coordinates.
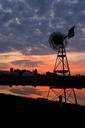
[65, 0, 79, 4]
[11, 60, 44, 67]
[0, 0, 84, 55]
[81, 28, 85, 33]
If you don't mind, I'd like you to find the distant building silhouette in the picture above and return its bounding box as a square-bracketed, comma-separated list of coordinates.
[10, 68, 13, 72]
[33, 69, 38, 75]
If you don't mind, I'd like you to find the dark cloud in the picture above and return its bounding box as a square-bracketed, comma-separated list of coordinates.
[11, 60, 44, 67]
[0, 0, 85, 54]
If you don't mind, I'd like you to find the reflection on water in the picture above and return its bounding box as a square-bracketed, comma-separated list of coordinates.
[0, 85, 85, 106]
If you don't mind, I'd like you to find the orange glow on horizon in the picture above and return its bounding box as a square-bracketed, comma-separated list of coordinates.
[0, 51, 85, 74]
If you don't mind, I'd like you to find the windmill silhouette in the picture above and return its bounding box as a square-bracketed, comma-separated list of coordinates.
[47, 26, 77, 104]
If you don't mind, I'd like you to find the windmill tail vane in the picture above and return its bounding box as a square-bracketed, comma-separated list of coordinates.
[68, 26, 75, 39]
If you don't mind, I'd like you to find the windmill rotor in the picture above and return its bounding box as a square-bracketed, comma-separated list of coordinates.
[49, 32, 67, 51]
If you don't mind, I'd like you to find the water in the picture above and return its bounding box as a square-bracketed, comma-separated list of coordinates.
[0, 85, 85, 106]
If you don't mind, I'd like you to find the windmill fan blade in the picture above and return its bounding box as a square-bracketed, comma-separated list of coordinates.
[49, 32, 66, 51]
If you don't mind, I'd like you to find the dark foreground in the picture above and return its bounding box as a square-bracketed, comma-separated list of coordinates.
[0, 93, 85, 114]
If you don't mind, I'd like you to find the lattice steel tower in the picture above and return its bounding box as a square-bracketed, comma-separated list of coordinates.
[48, 26, 77, 104]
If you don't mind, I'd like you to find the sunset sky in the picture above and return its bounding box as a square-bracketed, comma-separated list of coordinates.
[0, 0, 85, 105]
[0, 0, 85, 74]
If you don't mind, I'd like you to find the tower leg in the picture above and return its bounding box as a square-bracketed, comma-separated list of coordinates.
[64, 89, 67, 103]
[47, 87, 51, 99]
[73, 88, 77, 104]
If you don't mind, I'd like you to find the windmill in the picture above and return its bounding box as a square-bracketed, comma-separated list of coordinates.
[48, 26, 77, 104]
